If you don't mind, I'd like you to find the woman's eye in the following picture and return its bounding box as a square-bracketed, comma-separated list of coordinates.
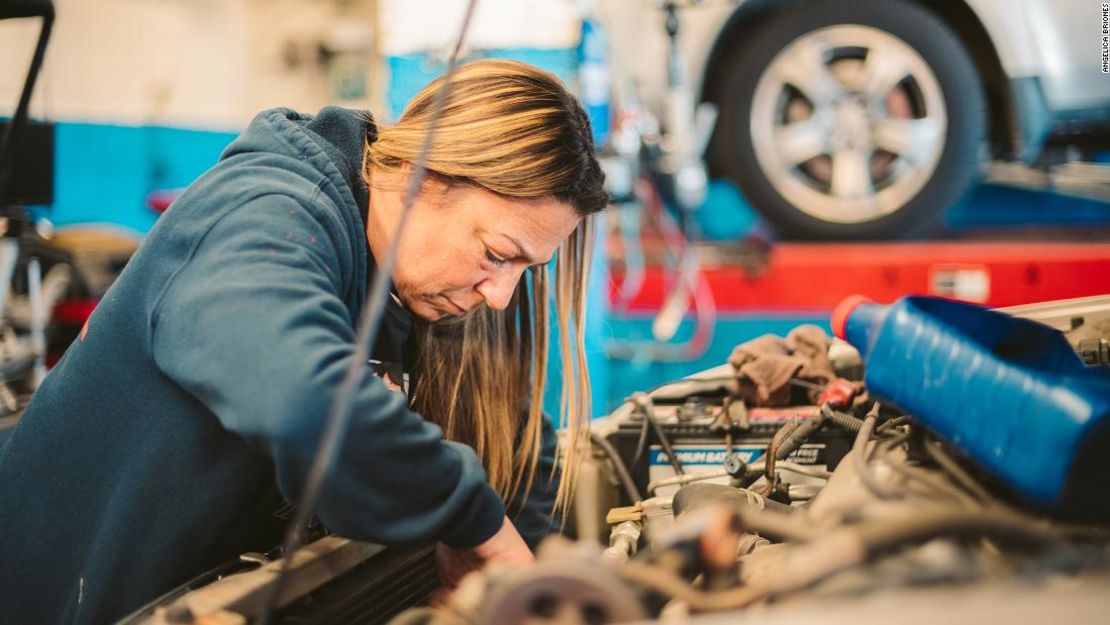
[485, 250, 508, 268]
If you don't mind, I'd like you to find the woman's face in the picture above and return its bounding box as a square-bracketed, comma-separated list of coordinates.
[368, 179, 582, 322]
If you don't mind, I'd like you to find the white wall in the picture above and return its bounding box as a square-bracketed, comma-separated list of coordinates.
[0, 0, 378, 129]
[377, 0, 580, 56]
[594, 0, 734, 116]
[0, 0, 586, 130]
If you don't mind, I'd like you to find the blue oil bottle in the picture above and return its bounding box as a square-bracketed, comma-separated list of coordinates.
[832, 295, 1110, 520]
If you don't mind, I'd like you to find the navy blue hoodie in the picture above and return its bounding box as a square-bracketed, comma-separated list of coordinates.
[0, 107, 558, 624]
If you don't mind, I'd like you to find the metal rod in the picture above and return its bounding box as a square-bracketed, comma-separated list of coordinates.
[0, 2, 54, 199]
[27, 257, 45, 387]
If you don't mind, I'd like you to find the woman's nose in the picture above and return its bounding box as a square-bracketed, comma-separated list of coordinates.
[475, 268, 524, 311]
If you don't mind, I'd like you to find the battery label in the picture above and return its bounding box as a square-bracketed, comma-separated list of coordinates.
[648, 444, 825, 467]
[648, 443, 828, 496]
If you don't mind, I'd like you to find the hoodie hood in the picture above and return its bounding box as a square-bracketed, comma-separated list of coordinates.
[221, 106, 377, 223]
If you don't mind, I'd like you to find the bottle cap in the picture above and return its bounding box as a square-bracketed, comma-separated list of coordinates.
[831, 294, 874, 340]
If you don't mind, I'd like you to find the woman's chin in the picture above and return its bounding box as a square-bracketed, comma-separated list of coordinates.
[413, 303, 444, 322]
[406, 298, 447, 322]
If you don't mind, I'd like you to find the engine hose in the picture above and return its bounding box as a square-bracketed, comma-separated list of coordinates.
[731, 507, 820, 543]
[775, 461, 832, 479]
[631, 411, 650, 466]
[763, 420, 795, 491]
[632, 392, 685, 475]
[922, 438, 995, 504]
[673, 482, 796, 518]
[744, 503, 1063, 551]
[852, 414, 901, 500]
[738, 507, 1063, 601]
[857, 508, 1062, 553]
[618, 561, 767, 611]
[650, 461, 830, 496]
[590, 431, 644, 503]
[764, 411, 827, 495]
[775, 416, 824, 459]
[876, 414, 911, 434]
[875, 447, 981, 507]
[618, 505, 1065, 613]
[647, 470, 728, 496]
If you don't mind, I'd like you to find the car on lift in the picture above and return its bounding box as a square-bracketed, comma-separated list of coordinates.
[602, 0, 1110, 239]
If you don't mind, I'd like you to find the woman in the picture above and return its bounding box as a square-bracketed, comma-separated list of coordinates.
[0, 59, 606, 624]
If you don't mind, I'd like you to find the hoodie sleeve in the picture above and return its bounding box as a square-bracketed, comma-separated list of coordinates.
[507, 414, 564, 550]
[150, 193, 505, 549]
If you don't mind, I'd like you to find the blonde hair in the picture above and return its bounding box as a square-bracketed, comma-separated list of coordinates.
[364, 60, 606, 519]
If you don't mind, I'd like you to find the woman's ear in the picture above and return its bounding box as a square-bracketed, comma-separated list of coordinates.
[367, 163, 396, 193]
[417, 171, 457, 205]
[394, 162, 418, 195]
[395, 161, 413, 180]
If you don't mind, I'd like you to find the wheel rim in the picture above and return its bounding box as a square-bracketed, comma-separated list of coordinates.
[749, 25, 948, 224]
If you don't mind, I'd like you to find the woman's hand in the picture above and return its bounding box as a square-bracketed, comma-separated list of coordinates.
[436, 516, 534, 589]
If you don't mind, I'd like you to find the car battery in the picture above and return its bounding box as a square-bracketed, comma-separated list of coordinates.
[605, 397, 853, 500]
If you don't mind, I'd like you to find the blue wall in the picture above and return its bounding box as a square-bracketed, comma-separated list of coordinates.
[46, 121, 236, 233]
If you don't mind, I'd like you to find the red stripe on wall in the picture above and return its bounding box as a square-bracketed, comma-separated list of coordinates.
[610, 242, 1110, 312]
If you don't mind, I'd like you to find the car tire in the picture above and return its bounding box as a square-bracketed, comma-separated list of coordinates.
[707, 0, 987, 240]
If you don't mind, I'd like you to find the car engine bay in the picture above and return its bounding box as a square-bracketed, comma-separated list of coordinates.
[133, 299, 1110, 625]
